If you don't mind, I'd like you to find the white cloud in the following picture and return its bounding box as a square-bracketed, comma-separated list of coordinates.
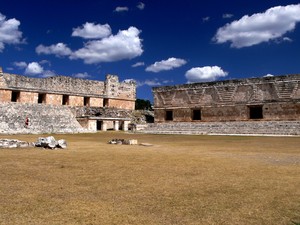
[137, 79, 161, 87]
[0, 12, 23, 52]
[41, 70, 56, 78]
[137, 78, 173, 87]
[283, 37, 293, 42]
[25, 62, 44, 75]
[71, 26, 143, 64]
[72, 72, 90, 78]
[222, 13, 234, 19]
[13, 61, 27, 69]
[137, 2, 145, 10]
[72, 22, 111, 39]
[39, 59, 51, 66]
[214, 4, 300, 48]
[202, 17, 210, 22]
[36, 43, 72, 57]
[263, 74, 274, 77]
[132, 62, 145, 67]
[185, 66, 228, 83]
[114, 6, 129, 12]
[146, 57, 187, 73]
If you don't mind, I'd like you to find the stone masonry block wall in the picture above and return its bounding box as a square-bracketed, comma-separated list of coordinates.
[153, 74, 300, 122]
[2, 73, 105, 96]
[0, 102, 89, 134]
[19, 92, 38, 104]
[0, 72, 136, 109]
[141, 121, 300, 136]
[108, 99, 135, 110]
[90, 97, 103, 107]
[69, 96, 84, 106]
[46, 94, 62, 105]
[0, 90, 11, 102]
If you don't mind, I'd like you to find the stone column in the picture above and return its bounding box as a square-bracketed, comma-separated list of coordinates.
[102, 121, 107, 131]
[123, 121, 129, 131]
[114, 121, 119, 131]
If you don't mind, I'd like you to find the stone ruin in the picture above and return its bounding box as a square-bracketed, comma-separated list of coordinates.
[108, 139, 138, 145]
[0, 67, 137, 134]
[144, 74, 300, 136]
[0, 136, 67, 149]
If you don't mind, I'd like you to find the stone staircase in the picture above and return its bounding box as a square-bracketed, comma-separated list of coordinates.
[140, 121, 300, 136]
[275, 82, 296, 99]
[215, 86, 237, 102]
[0, 103, 89, 134]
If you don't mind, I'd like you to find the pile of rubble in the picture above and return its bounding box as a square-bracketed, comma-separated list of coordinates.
[0, 139, 33, 148]
[0, 136, 67, 149]
[35, 136, 67, 149]
[108, 139, 138, 145]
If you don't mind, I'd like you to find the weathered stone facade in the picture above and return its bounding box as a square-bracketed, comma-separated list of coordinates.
[153, 74, 300, 123]
[0, 70, 135, 110]
[0, 67, 136, 134]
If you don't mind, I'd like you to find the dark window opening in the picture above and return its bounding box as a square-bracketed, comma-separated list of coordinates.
[165, 110, 173, 121]
[84, 97, 90, 106]
[192, 109, 201, 120]
[249, 106, 263, 119]
[38, 93, 46, 104]
[11, 91, 20, 102]
[62, 95, 69, 105]
[103, 98, 109, 107]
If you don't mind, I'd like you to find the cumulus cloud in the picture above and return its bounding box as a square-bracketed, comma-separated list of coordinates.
[13, 61, 27, 69]
[146, 57, 187, 73]
[0, 12, 23, 52]
[72, 22, 111, 39]
[132, 62, 145, 67]
[72, 72, 90, 78]
[36, 43, 72, 57]
[214, 4, 300, 48]
[25, 62, 44, 75]
[222, 13, 234, 19]
[71, 27, 143, 64]
[137, 2, 145, 10]
[185, 66, 228, 83]
[114, 6, 129, 12]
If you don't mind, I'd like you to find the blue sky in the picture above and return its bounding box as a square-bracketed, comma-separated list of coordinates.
[0, 0, 300, 101]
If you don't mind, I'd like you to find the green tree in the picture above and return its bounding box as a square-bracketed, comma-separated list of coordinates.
[135, 99, 152, 110]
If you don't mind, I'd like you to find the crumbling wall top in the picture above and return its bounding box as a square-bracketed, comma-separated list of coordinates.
[152, 74, 300, 92]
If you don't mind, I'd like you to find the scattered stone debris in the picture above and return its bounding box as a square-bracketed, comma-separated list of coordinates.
[108, 139, 138, 145]
[35, 136, 67, 149]
[0, 139, 33, 148]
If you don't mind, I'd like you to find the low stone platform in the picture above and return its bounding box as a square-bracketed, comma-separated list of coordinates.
[140, 121, 300, 136]
[0, 102, 89, 134]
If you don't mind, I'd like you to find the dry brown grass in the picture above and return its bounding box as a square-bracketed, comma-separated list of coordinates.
[0, 132, 299, 225]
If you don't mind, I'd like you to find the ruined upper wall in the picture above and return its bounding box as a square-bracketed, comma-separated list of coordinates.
[105, 75, 136, 100]
[153, 74, 300, 108]
[1, 73, 105, 96]
[0, 70, 136, 100]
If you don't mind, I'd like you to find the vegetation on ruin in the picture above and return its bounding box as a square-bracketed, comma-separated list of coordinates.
[0, 132, 299, 225]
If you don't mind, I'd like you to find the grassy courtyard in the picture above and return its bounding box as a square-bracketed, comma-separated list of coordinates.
[0, 132, 299, 225]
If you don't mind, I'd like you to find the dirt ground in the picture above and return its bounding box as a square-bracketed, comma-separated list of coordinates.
[0, 132, 299, 225]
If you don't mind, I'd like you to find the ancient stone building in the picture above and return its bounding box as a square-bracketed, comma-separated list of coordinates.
[0, 67, 136, 134]
[148, 74, 300, 135]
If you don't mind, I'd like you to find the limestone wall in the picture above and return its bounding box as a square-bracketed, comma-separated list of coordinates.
[0, 70, 136, 110]
[0, 102, 89, 134]
[153, 74, 300, 122]
[141, 121, 300, 136]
